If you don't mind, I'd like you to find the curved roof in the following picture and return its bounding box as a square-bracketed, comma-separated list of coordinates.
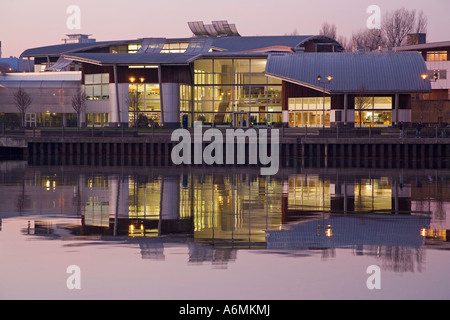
[265, 51, 432, 93]
[21, 35, 344, 59]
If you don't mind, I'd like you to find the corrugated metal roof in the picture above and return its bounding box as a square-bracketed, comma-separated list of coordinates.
[265, 51, 432, 93]
[266, 214, 430, 249]
[63, 53, 200, 65]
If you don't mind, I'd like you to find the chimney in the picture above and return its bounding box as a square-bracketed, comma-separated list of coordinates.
[407, 33, 426, 46]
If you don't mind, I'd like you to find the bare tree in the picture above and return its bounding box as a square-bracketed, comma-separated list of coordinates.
[336, 35, 350, 52]
[126, 88, 142, 128]
[350, 28, 384, 52]
[414, 11, 428, 34]
[13, 88, 32, 127]
[382, 8, 427, 47]
[71, 89, 87, 128]
[355, 84, 373, 128]
[319, 22, 337, 39]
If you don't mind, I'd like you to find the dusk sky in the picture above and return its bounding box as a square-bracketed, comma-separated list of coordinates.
[0, 0, 449, 58]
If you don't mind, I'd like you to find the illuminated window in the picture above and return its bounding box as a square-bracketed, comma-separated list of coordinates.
[426, 51, 447, 61]
[287, 97, 331, 127]
[128, 43, 141, 53]
[355, 96, 392, 127]
[193, 58, 281, 126]
[128, 83, 161, 124]
[160, 42, 189, 53]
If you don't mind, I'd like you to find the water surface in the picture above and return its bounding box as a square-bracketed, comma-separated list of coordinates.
[1, 160, 450, 300]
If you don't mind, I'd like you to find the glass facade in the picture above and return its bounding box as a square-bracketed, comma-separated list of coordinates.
[288, 97, 331, 127]
[354, 96, 393, 127]
[128, 83, 161, 125]
[193, 58, 282, 126]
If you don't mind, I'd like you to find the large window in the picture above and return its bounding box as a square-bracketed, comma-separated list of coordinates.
[128, 83, 160, 124]
[85, 73, 109, 100]
[354, 96, 392, 127]
[288, 97, 331, 127]
[193, 58, 281, 126]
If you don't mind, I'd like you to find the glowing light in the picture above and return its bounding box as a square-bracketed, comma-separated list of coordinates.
[326, 225, 332, 237]
[421, 74, 428, 81]
[420, 228, 427, 237]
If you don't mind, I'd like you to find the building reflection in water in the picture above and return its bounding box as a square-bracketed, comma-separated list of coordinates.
[1, 162, 449, 271]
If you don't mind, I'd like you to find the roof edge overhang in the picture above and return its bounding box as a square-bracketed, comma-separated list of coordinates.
[20, 40, 135, 59]
[62, 53, 200, 67]
[265, 72, 432, 95]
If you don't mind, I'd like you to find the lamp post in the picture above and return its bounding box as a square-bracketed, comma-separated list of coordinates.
[317, 75, 333, 129]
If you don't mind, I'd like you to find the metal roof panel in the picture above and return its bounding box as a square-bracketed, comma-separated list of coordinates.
[265, 52, 432, 93]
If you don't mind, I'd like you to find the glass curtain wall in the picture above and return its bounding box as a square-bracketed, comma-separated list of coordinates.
[194, 58, 282, 126]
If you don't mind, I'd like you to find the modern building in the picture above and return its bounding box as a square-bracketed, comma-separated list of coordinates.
[265, 51, 430, 127]
[0, 21, 431, 128]
[395, 35, 450, 124]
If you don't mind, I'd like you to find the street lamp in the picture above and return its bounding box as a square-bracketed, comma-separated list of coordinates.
[317, 75, 333, 128]
[421, 73, 438, 82]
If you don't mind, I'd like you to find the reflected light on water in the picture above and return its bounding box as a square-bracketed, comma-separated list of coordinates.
[1, 161, 450, 299]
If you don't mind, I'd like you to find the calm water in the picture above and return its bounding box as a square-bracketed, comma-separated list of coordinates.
[1, 160, 450, 300]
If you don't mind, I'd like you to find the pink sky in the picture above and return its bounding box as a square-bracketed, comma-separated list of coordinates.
[1, 0, 449, 58]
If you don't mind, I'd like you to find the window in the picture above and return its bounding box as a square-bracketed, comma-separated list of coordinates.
[160, 42, 189, 53]
[288, 97, 331, 127]
[128, 43, 141, 53]
[110, 45, 127, 53]
[354, 96, 392, 127]
[85, 73, 109, 100]
[427, 51, 448, 61]
[429, 70, 447, 80]
[193, 58, 281, 126]
[128, 83, 160, 124]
